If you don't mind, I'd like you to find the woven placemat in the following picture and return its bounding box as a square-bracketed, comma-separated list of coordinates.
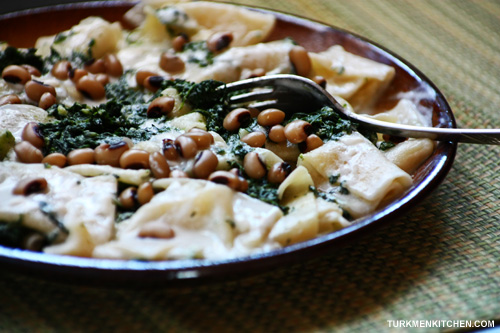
[1, 1, 499, 332]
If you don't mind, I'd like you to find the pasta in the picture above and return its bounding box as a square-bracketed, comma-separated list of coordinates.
[0, 0, 435, 260]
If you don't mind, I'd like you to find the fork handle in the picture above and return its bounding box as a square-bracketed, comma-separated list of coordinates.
[352, 114, 500, 145]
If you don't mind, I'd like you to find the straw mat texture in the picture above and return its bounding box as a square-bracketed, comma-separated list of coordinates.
[0, 1, 499, 332]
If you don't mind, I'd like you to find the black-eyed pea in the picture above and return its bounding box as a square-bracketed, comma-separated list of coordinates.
[237, 177, 249, 192]
[159, 52, 185, 74]
[302, 134, 324, 153]
[248, 107, 260, 118]
[119, 149, 150, 169]
[94, 141, 130, 167]
[42, 153, 67, 168]
[84, 58, 106, 74]
[25, 80, 56, 102]
[257, 108, 286, 127]
[138, 221, 175, 239]
[21, 122, 44, 149]
[137, 182, 154, 205]
[223, 108, 251, 131]
[12, 177, 48, 195]
[162, 139, 180, 161]
[21, 65, 41, 77]
[268, 125, 286, 143]
[14, 141, 43, 163]
[51, 61, 72, 80]
[95, 73, 110, 86]
[284, 119, 313, 144]
[69, 68, 88, 83]
[67, 148, 95, 165]
[267, 162, 292, 184]
[207, 31, 233, 52]
[208, 170, 240, 190]
[102, 54, 123, 77]
[119, 187, 138, 210]
[147, 96, 175, 118]
[38, 92, 57, 110]
[2, 65, 31, 85]
[192, 150, 218, 179]
[135, 70, 159, 87]
[170, 169, 188, 178]
[228, 169, 249, 192]
[76, 75, 106, 100]
[0, 94, 22, 106]
[143, 76, 166, 92]
[149, 152, 170, 179]
[175, 135, 198, 159]
[172, 34, 189, 52]
[243, 152, 266, 179]
[229, 168, 242, 177]
[185, 128, 214, 149]
[241, 131, 266, 148]
[289, 45, 311, 77]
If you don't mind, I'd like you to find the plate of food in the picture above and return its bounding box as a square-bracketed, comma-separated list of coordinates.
[0, 0, 456, 285]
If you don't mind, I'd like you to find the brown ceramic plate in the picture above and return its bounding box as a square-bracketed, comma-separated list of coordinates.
[0, 1, 456, 287]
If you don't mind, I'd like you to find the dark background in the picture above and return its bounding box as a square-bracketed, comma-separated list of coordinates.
[0, 0, 105, 15]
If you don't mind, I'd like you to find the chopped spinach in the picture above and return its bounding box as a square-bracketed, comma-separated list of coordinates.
[154, 79, 226, 110]
[379, 141, 396, 151]
[289, 106, 355, 141]
[44, 47, 93, 72]
[0, 220, 47, 250]
[247, 178, 288, 213]
[309, 185, 337, 203]
[39, 201, 69, 236]
[115, 211, 134, 223]
[171, 79, 229, 134]
[39, 79, 226, 155]
[182, 41, 214, 67]
[0, 220, 26, 248]
[329, 174, 340, 185]
[53, 31, 73, 44]
[0, 46, 45, 73]
[39, 100, 162, 154]
[105, 73, 148, 104]
[226, 134, 253, 160]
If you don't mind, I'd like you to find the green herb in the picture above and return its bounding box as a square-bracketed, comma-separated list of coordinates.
[225, 219, 236, 229]
[329, 174, 340, 184]
[0, 46, 44, 73]
[44, 47, 93, 72]
[290, 106, 355, 141]
[339, 182, 350, 195]
[359, 128, 378, 146]
[182, 41, 214, 67]
[379, 141, 396, 151]
[53, 31, 71, 44]
[155, 7, 192, 36]
[115, 211, 134, 223]
[105, 73, 148, 104]
[226, 134, 253, 160]
[173, 79, 228, 133]
[39, 100, 164, 154]
[0, 219, 25, 248]
[39, 202, 69, 236]
[309, 186, 337, 203]
[246, 178, 288, 213]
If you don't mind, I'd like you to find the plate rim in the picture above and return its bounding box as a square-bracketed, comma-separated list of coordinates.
[0, 1, 457, 286]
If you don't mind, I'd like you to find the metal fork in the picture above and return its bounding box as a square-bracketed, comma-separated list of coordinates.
[224, 74, 500, 145]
